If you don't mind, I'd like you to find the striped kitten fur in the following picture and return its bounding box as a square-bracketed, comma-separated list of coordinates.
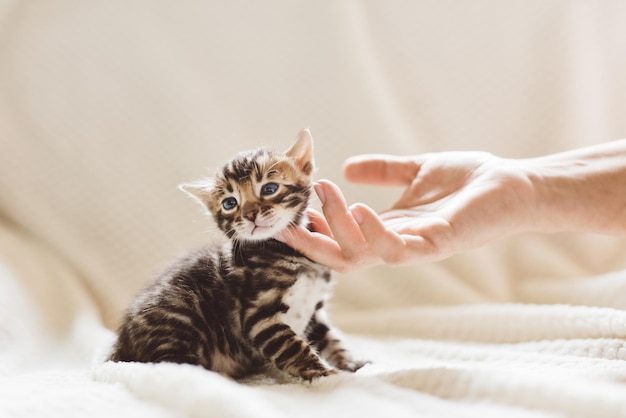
[109, 129, 366, 380]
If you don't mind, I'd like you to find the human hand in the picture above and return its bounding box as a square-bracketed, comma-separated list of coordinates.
[275, 151, 536, 272]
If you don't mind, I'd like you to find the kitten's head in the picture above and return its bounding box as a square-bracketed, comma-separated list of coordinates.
[180, 129, 315, 242]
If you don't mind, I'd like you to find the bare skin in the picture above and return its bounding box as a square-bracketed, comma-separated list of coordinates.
[275, 139, 626, 273]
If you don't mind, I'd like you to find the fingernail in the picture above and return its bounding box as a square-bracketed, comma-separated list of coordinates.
[313, 183, 326, 205]
[350, 205, 364, 224]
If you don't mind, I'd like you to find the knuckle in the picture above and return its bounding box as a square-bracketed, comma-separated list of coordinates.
[342, 247, 366, 264]
[334, 264, 354, 274]
[346, 253, 370, 268]
[418, 237, 445, 262]
[335, 248, 373, 273]
[381, 251, 406, 265]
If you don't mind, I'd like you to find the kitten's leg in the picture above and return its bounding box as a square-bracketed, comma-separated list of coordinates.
[305, 309, 369, 372]
[110, 322, 206, 368]
[245, 310, 336, 380]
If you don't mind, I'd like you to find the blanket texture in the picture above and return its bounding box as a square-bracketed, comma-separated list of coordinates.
[2, 215, 626, 417]
[1, 1, 626, 417]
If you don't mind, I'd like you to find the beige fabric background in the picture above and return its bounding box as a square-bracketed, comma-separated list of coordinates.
[1, 0, 625, 330]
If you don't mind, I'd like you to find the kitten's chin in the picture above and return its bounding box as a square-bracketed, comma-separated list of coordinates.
[236, 218, 294, 242]
[246, 225, 276, 241]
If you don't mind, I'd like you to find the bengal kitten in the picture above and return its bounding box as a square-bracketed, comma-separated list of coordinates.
[108, 129, 366, 381]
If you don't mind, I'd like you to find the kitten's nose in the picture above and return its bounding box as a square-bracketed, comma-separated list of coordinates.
[243, 209, 258, 222]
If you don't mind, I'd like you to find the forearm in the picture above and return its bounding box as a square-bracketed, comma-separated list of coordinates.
[524, 139, 626, 234]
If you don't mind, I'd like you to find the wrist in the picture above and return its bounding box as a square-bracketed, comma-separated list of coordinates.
[521, 142, 626, 235]
[522, 158, 574, 233]
[497, 158, 544, 235]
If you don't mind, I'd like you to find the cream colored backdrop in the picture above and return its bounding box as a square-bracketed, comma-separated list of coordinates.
[1, 1, 625, 329]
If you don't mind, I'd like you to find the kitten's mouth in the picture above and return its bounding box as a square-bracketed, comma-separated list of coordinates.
[240, 218, 289, 240]
[251, 223, 275, 234]
[247, 222, 276, 239]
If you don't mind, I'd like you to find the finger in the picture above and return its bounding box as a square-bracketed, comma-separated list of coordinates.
[352, 204, 445, 264]
[316, 180, 374, 262]
[343, 154, 422, 186]
[351, 204, 411, 264]
[305, 208, 333, 237]
[273, 226, 362, 273]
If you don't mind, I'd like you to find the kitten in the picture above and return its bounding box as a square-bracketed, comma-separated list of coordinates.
[108, 129, 366, 381]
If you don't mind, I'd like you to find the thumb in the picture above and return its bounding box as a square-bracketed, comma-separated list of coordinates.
[343, 154, 422, 186]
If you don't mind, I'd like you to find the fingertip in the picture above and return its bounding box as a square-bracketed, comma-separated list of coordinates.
[313, 182, 326, 205]
[273, 232, 288, 245]
[274, 224, 310, 245]
[348, 204, 365, 225]
[306, 208, 333, 237]
[316, 179, 347, 206]
[342, 156, 368, 183]
[343, 155, 391, 184]
[273, 228, 292, 244]
[305, 207, 323, 219]
[343, 155, 421, 186]
[350, 206, 364, 224]
[305, 208, 325, 226]
[349, 203, 377, 225]
[316, 178, 338, 189]
[350, 203, 390, 241]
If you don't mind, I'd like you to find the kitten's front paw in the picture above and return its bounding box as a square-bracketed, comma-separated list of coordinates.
[300, 366, 338, 382]
[335, 359, 370, 373]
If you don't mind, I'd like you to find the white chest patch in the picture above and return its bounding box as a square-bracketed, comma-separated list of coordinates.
[281, 273, 330, 337]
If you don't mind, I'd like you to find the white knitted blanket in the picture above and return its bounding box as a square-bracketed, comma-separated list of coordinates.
[2, 241, 625, 418]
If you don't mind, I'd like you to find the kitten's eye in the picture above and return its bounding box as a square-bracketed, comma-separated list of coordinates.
[261, 182, 279, 196]
[221, 197, 238, 210]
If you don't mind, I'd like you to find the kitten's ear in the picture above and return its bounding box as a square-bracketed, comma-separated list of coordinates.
[285, 129, 314, 176]
[178, 180, 214, 209]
